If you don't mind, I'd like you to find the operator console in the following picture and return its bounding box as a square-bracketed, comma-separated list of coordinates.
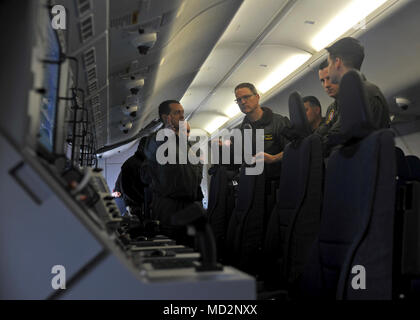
[61, 167, 123, 231]
[48, 160, 253, 296]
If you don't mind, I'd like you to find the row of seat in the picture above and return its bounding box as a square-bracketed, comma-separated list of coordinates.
[207, 70, 420, 299]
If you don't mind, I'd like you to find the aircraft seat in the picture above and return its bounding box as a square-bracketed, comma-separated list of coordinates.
[405, 155, 420, 181]
[207, 165, 237, 262]
[225, 167, 266, 275]
[262, 92, 324, 293]
[300, 70, 396, 299]
[395, 147, 412, 183]
[397, 154, 420, 298]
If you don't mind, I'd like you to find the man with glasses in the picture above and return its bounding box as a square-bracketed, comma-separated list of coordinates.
[234, 82, 290, 179]
[226, 83, 290, 276]
[235, 83, 290, 215]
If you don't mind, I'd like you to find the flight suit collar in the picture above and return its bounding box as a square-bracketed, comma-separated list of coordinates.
[242, 106, 273, 128]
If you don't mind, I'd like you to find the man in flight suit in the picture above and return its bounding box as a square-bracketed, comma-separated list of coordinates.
[315, 59, 340, 138]
[235, 82, 290, 179]
[303, 95, 324, 132]
[119, 136, 148, 220]
[323, 37, 390, 151]
[144, 100, 203, 244]
[234, 82, 290, 229]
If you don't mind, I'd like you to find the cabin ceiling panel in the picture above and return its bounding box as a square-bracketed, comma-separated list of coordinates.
[181, 87, 215, 115]
[188, 128, 209, 138]
[188, 113, 226, 132]
[162, 0, 234, 47]
[262, 0, 353, 53]
[223, 44, 309, 88]
[193, 87, 238, 114]
[140, 0, 244, 117]
[218, 0, 290, 44]
[187, 43, 250, 88]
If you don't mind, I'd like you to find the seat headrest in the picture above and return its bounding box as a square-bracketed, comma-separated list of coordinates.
[338, 70, 375, 139]
[288, 91, 312, 137]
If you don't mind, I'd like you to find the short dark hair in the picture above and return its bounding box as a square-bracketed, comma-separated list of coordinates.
[303, 96, 322, 115]
[319, 59, 329, 70]
[234, 82, 258, 95]
[325, 37, 365, 70]
[158, 100, 180, 121]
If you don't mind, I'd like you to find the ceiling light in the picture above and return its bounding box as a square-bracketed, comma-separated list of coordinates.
[258, 53, 311, 94]
[311, 0, 388, 51]
[204, 116, 229, 134]
[225, 104, 241, 118]
[124, 78, 145, 91]
[176, 2, 186, 18]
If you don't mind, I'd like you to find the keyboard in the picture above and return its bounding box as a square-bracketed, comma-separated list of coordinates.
[148, 258, 198, 270]
[130, 240, 176, 247]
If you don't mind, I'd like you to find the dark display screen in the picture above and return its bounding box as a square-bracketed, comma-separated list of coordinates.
[38, 20, 60, 153]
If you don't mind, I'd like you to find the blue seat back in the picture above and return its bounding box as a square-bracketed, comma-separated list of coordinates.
[406, 155, 420, 181]
[207, 165, 236, 262]
[225, 167, 265, 274]
[263, 92, 323, 288]
[300, 71, 396, 299]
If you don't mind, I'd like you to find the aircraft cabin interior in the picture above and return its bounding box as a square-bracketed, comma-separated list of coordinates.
[1, 0, 420, 300]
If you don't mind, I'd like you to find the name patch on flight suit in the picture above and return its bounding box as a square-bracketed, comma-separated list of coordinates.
[264, 134, 273, 141]
[326, 109, 335, 124]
